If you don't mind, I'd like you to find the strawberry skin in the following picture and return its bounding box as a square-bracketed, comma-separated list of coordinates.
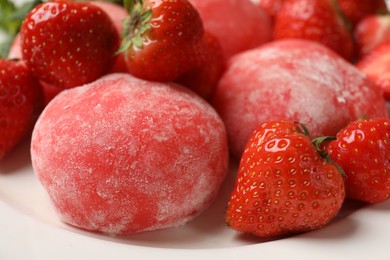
[20, 0, 119, 89]
[0, 59, 43, 160]
[326, 118, 390, 203]
[120, 0, 204, 82]
[273, 0, 355, 61]
[226, 120, 345, 238]
[175, 32, 225, 101]
[257, 0, 286, 19]
[337, 0, 388, 27]
[356, 43, 390, 100]
[354, 14, 390, 58]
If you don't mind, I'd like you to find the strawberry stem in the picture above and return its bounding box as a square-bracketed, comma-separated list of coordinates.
[312, 135, 346, 177]
[117, 0, 151, 54]
[294, 122, 310, 137]
[325, 153, 346, 177]
[312, 136, 336, 157]
[124, 0, 143, 14]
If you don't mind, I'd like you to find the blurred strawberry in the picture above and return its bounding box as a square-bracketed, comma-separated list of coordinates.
[175, 32, 225, 101]
[273, 0, 355, 61]
[337, 0, 388, 27]
[0, 59, 43, 160]
[257, 0, 286, 20]
[354, 14, 390, 58]
[356, 43, 390, 100]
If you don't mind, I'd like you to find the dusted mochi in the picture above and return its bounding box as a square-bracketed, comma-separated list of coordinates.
[213, 39, 388, 158]
[31, 73, 229, 235]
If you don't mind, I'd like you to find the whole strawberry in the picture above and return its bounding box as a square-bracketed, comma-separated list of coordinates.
[273, 0, 355, 61]
[225, 120, 345, 238]
[119, 0, 204, 82]
[20, 0, 119, 89]
[326, 118, 390, 203]
[0, 59, 43, 160]
[356, 43, 390, 100]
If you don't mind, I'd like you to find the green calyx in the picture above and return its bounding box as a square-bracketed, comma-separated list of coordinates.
[295, 121, 345, 177]
[294, 122, 310, 137]
[312, 135, 346, 177]
[312, 136, 336, 158]
[117, 0, 152, 54]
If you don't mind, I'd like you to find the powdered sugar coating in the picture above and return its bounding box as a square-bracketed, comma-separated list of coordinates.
[213, 39, 388, 158]
[31, 73, 229, 234]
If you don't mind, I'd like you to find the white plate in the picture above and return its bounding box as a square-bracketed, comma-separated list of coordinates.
[1, 140, 390, 260]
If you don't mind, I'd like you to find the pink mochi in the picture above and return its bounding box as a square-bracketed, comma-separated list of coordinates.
[213, 39, 388, 158]
[188, 0, 272, 60]
[31, 73, 229, 234]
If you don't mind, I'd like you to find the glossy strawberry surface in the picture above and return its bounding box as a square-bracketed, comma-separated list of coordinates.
[20, 0, 119, 88]
[327, 118, 390, 203]
[226, 120, 345, 238]
[121, 0, 204, 82]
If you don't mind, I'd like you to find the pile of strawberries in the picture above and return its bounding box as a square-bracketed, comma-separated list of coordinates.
[0, 0, 390, 239]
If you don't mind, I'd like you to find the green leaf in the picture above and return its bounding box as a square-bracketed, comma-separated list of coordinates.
[0, 37, 12, 58]
[294, 122, 310, 137]
[11, 0, 41, 21]
[141, 9, 152, 24]
[0, 0, 43, 58]
[104, 0, 124, 4]
[312, 136, 336, 155]
[139, 23, 150, 35]
[0, 0, 17, 35]
[133, 34, 143, 48]
[116, 36, 132, 54]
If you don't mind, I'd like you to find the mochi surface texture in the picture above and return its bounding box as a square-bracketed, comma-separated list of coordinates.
[31, 73, 229, 235]
[213, 39, 388, 158]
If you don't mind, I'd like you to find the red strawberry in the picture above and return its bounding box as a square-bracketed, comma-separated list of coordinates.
[326, 118, 390, 203]
[257, 0, 286, 19]
[8, 34, 62, 105]
[19, 0, 119, 89]
[354, 14, 390, 58]
[356, 43, 390, 100]
[226, 120, 345, 238]
[175, 32, 225, 101]
[337, 0, 388, 27]
[90, 0, 129, 73]
[119, 0, 204, 82]
[0, 59, 43, 160]
[273, 0, 355, 61]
